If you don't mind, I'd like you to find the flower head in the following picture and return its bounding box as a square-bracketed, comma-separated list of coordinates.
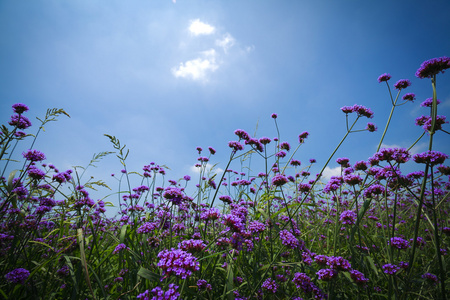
[366, 123, 377, 132]
[272, 174, 288, 186]
[413, 150, 448, 166]
[12, 103, 29, 114]
[23, 149, 46, 162]
[9, 114, 32, 129]
[415, 56, 450, 79]
[420, 97, 441, 107]
[316, 268, 338, 281]
[402, 93, 415, 101]
[157, 249, 199, 279]
[377, 73, 392, 82]
[394, 79, 411, 90]
[339, 210, 357, 225]
[5, 268, 30, 284]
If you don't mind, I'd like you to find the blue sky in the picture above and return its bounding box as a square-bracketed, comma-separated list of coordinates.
[1, 1, 449, 208]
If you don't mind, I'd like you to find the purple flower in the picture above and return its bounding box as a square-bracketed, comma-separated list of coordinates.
[298, 131, 309, 143]
[279, 230, 300, 249]
[222, 214, 244, 232]
[317, 268, 338, 281]
[394, 79, 411, 90]
[113, 243, 127, 254]
[323, 176, 343, 193]
[402, 93, 415, 101]
[349, 269, 369, 286]
[271, 174, 288, 186]
[422, 273, 439, 284]
[23, 149, 46, 162]
[336, 157, 350, 167]
[389, 237, 410, 250]
[271, 113, 278, 119]
[27, 166, 46, 180]
[157, 249, 199, 279]
[415, 115, 447, 132]
[364, 184, 385, 198]
[327, 256, 352, 271]
[138, 284, 180, 300]
[178, 239, 206, 252]
[339, 210, 357, 225]
[366, 122, 377, 132]
[413, 150, 448, 166]
[5, 268, 30, 284]
[262, 278, 278, 293]
[12, 103, 29, 114]
[372, 148, 411, 164]
[415, 56, 450, 79]
[197, 279, 212, 291]
[280, 142, 291, 151]
[9, 114, 32, 129]
[259, 137, 271, 145]
[420, 97, 441, 107]
[248, 220, 266, 234]
[228, 141, 244, 152]
[382, 264, 400, 275]
[208, 147, 216, 155]
[275, 151, 286, 158]
[163, 187, 184, 205]
[200, 207, 221, 220]
[377, 73, 392, 82]
[234, 129, 250, 141]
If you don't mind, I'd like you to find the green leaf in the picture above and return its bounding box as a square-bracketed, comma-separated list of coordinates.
[137, 267, 160, 282]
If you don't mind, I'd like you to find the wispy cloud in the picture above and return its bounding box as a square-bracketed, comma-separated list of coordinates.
[216, 33, 235, 53]
[189, 163, 224, 175]
[172, 49, 219, 81]
[189, 19, 215, 36]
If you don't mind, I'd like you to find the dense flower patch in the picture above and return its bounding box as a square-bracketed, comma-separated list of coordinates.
[0, 57, 449, 299]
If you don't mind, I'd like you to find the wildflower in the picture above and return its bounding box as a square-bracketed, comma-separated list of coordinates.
[275, 151, 286, 158]
[12, 103, 29, 114]
[377, 73, 392, 82]
[196, 147, 202, 153]
[163, 187, 184, 205]
[415, 56, 450, 79]
[138, 284, 180, 300]
[339, 210, 357, 225]
[398, 261, 409, 269]
[309, 158, 316, 163]
[178, 239, 206, 252]
[228, 141, 244, 151]
[382, 264, 400, 275]
[363, 184, 385, 198]
[113, 243, 127, 254]
[222, 214, 244, 232]
[234, 129, 250, 141]
[157, 249, 199, 279]
[415, 115, 447, 132]
[389, 237, 410, 250]
[298, 183, 311, 193]
[280, 142, 291, 151]
[352, 104, 374, 118]
[372, 147, 411, 164]
[354, 161, 368, 171]
[292, 272, 312, 292]
[27, 166, 46, 180]
[336, 157, 350, 167]
[366, 122, 377, 132]
[279, 230, 300, 249]
[219, 195, 232, 204]
[262, 278, 278, 293]
[316, 268, 338, 281]
[402, 93, 415, 101]
[298, 131, 309, 143]
[413, 150, 448, 166]
[393, 79, 411, 90]
[248, 220, 266, 234]
[341, 106, 353, 114]
[271, 174, 288, 186]
[200, 207, 221, 220]
[290, 159, 301, 166]
[327, 256, 352, 271]
[259, 137, 271, 145]
[5, 268, 30, 284]
[197, 279, 212, 291]
[323, 176, 343, 193]
[271, 113, 278, 119]
[349, 269, 369, 287]
[420, 97, 441, 107]
[137, 222, 158, 234]
[9, 114, 32, 129]
[23, 149, 46, 162]
[208, 147, 216, 155]
[422, 273, 439, 284]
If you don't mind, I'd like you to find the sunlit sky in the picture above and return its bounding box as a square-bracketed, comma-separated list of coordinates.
[1, 1, 449, 208]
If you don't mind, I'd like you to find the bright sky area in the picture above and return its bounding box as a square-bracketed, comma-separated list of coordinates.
[1, 1, 449, 210]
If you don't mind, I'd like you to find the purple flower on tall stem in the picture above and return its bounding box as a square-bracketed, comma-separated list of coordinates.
[402, 93, 415, 101]
[261, 278, 278, 293]
[5, 268, 30, 284]
[420, 98, 441, 107]
[316, 268, 338, 281]
[382, 264, 400, 275]
[394, 79, 411, 90]
[9, 114, 32, 129]
[349, 269, 369, 286]
[415, 56, 450, 78]
[228, 141, 244, 152]
[272, 174, 288, 186]
[377, 73, 392, 82]
[271, 113, 278, 119]
[279, 230, 300, 249]
[234, 129, 250, 141]
[389, 237, 410, 250]
[339, 210, 357, 225]
[413, 151, 448, 166]
[366, 123, 377, 132]
[298, 131, 309, 143]
[23, 149, 46, 162]
[12, 103, 29, 114]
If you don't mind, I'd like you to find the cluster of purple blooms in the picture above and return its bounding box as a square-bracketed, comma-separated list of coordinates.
[137, 284, 180, 300]
[5, 268, 30, 284]
[340, 104, 374, 118]
[157, 248, 200, 279]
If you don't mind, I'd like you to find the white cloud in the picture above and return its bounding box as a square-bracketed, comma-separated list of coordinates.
[190, 163, 224, 175]
[321, 166, 341, 181]
[216, 33, 235, 53]
[172, 49, 219, 81]
[189, 19, 215, 36]
[379, 143, 402, 150]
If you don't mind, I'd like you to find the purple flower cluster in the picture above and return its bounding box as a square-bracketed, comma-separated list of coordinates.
[382, 264, 400, 275]
[137, 284, 180, 300]
[261, 278, 278, 293]
[327, 256, 352, 272]
[316, 268, 338, 281]
[389, 237, 410, 250]
[339, 210, 357, 225]
[340, 104, 374, 118]
[349, 269, 369, 287]
[279, 230, 300, 249]
[415, 56, 450, 79]
[9, 114, 32, 129]
[112, 243, 127, 254]
[5, 268, 30, 284]
[291, 273, 325, 298]
[12, 103, 29, 114]
[393, 79, 411, 90]
[157, 248, 199, 279]
[413, 150, 448, 166]
[23, 149, 46, 162]
[420, 97, 441, 107]
[372, 148, 411, 164]
[415, 115, 448, 132]
[272, 174, 288, 186]
[178, 239, 206, 252]
[377, 73, 392, 82]
[163, 187, 184, 205]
